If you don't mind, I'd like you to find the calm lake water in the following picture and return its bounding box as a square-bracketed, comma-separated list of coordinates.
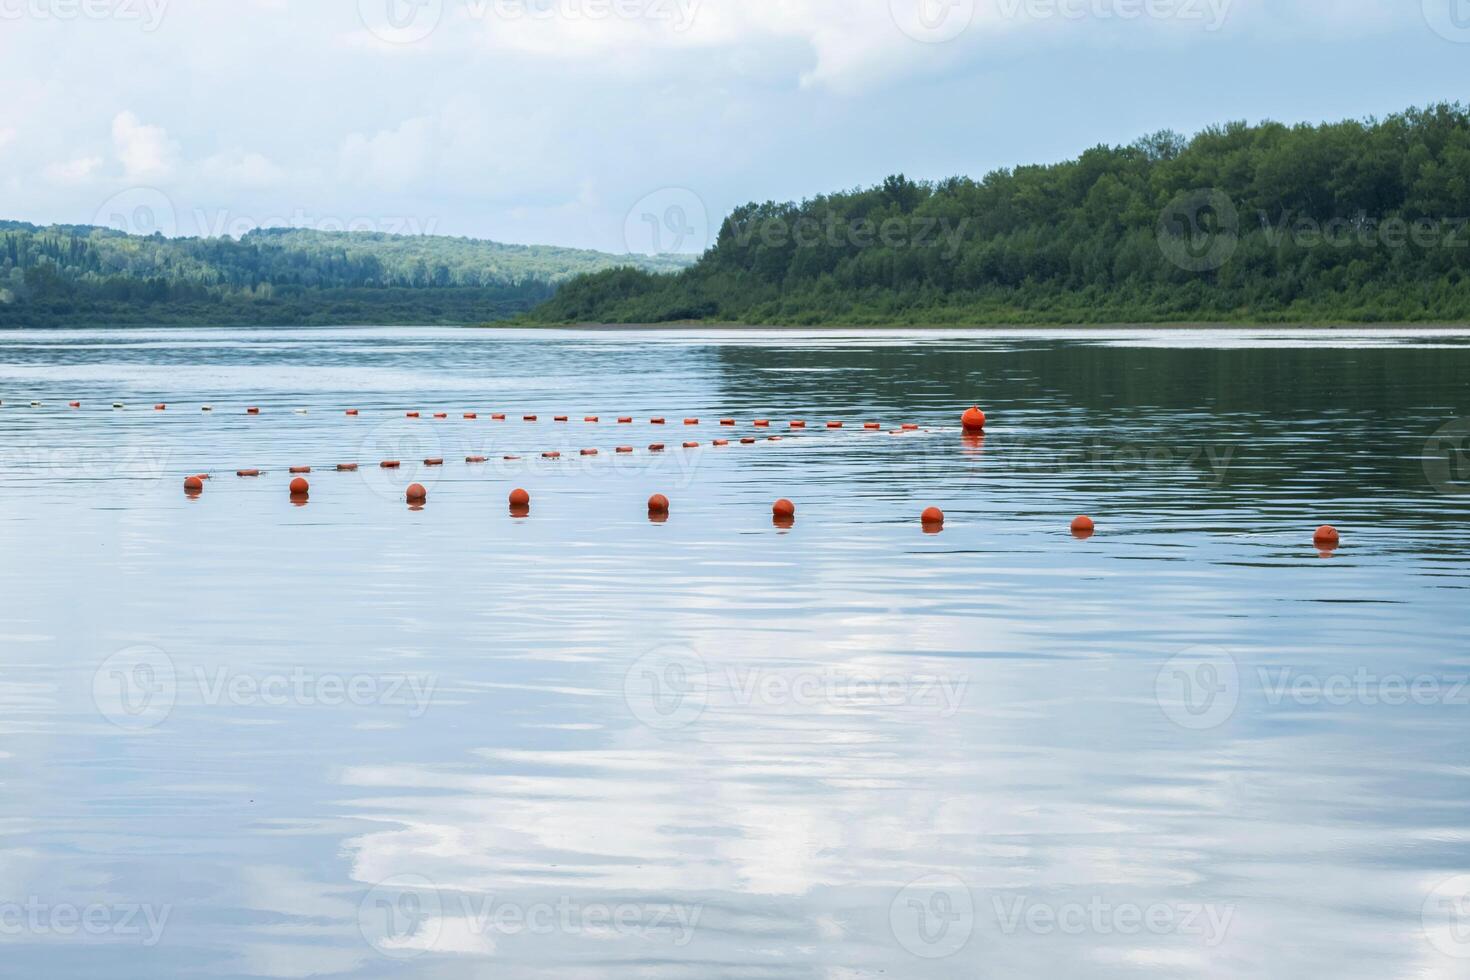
[1, 325, 1468, 979]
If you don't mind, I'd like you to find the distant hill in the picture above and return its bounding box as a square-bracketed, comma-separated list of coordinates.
[0, 224, 692, 326]
[523, 103, 1470, 325]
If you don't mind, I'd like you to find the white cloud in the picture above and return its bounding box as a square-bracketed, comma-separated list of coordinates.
[112, 111, 179, 180]
[338, 116, 435, 188]
[0, 127, 15, 153]
[200, 150, 287, 188]
[43, 155, 104, 185]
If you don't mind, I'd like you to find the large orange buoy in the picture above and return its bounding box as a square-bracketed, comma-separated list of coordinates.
[509, 488, 530, 507]
[524, 415, 538, 422]
[406, 483, 427, 502]
[827, 421, 843, 429]
[581, 448, 599, 456]
[901, 423, 919, 431]
[962, 406, 987, 431]
[247, 407, 260, 415]
[648, 493, 670, 514]
[465, 456, 488, 464]
[616, 446, 633, 454]
[289, 477, 309, 497]
[720, 418, 735, 426]
[345, 409, 359, 416]
[922, 506, 945, 527]
[492, 413, 506, 420]
[585, 416, 599, 422]
[1313, 524, 1340, 546]
[381, 460, 400, 469]
[754, 419, 770, 427]
[555, 415, 568, 422]
[542, 451, 561, 459]
[406, 412, 420, 418]
[68, 401, 80, 408]
[789, 420, 806, 429]
[773, 498, 796, 519]
[618, 416, 633, 424]
[684, 418, 699, 425]
[713, 439, 729, 447]
[337, 463, 359, 472]
[683, 441, 699, 448]
[649, 443, 665, 452]
[864, 422, 881, 430]
[464, 412, 478, 419]
[183, 475, 204, 492]
[433, 412, 447, 419]
[289, 466, 311, 474]
[236, 469, 260, 477]
[154, 404, 166, 411]
[1071, 515, 1095, 536]
[424, 457, 444, 466]
[651, 417, 666, 425]
[740, 437, 756, 444]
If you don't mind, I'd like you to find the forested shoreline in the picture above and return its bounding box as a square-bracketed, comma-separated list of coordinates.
[522, 104, 1470, 326]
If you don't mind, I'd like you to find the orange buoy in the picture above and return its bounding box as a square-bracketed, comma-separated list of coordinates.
[183, 475, 204, 492]
[406, 412, 420, 418]
[406, 483, 427, 503]
[922, 506, 945, 527]
[345, 409, 359, 416]
[465, 455, 488, 463]
[740, 437, 756, 444]
[651, 417, 666, 425]
[713, 439, 729, 447]
[524, 415, 538, 422]
[962, 406, 987, 431]
[768, 436, 783, 442]
[901, 423, 919, 431]
[337, 463, 359, 471]
[1071, 515, 1095, 536]
[650, 443, 665, 452]
[648, 493, 670, 514]
[543, 451, 561, 459]
[492, 413, 506, 420]
[236, 468, 260, 477]
[555, 415, 569, 422]
[433, 412, 447, 419]
[585, 416, 599, 422]
[289, 477, 309, 498]
[503, 454, 521, 461]
[581, 448, 599, 456]
[1313, 525, 1340, 546]
[827, 421, 843, 429]
[68, 401, 80, 408]
[864, 422, 881, 430]
[789, 420, 806, 429]
[381, 460, 400, 469]
[154, 404, 166, 411]
[754, 419, 770, 427]
[684, 418, 699, 425]
[247, 407, 260, 415]
[616, 446, 633, 454]
[683, 441, 699, 449]
[720, 418, 735, 426]
[773, 498, 796, 519]
[424, 458, 444, 466]
[464, 412, 478, 419]
[618, 416, 633, 424]
[289, 466, 311, 474]
[509, 488, 530, 507]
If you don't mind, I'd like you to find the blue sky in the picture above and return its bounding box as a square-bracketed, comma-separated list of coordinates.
[1, 0, 1467, 254]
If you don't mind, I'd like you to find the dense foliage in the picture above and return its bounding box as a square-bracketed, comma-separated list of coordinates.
[0, 225, 690, 326]
[525, 104, 1470, 325]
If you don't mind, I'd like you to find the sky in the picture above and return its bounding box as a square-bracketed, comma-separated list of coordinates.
[1, 0, 1467, 255]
